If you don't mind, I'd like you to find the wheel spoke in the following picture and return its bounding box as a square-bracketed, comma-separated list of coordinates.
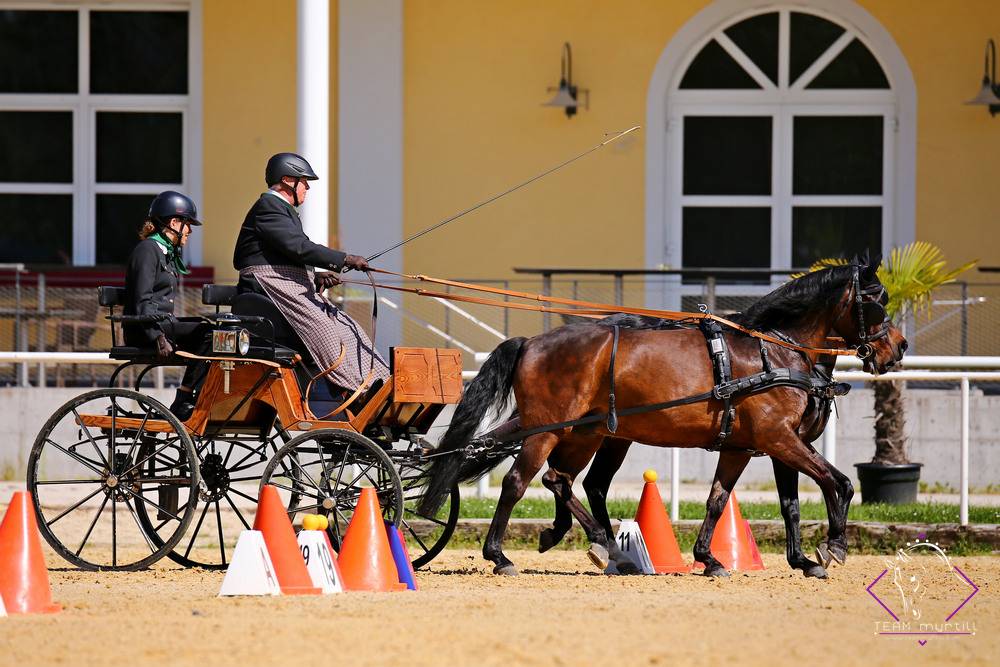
[403, 507, 449, 527]
[227, 486, 259, 505]
[46, 486, 105, 527]
[71, 408, 109, 469]
[224, 494, 252, 531]
[404, 519, 430, 552]
[112, 496, 118, 568]
[75, 493, 110, 557]
[45, 438, 105, 476]
[120, 485, 183, 523]
[215, 501, 227, 566]
[184, 500, 211, 559]
[123, 496, 158, 554]
[36, 478, 104, 485]
[123, 404, 153, 464]
[120, 437, 183, 478]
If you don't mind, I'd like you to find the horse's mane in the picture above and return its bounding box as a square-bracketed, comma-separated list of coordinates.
[604, 264, 856, 333]
[730, 264, 855, 330]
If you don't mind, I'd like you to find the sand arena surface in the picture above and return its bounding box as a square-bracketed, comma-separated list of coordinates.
[0, 548, 996, 667]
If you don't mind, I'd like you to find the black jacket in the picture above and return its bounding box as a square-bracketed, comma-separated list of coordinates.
[123, 238, 179, 345]
[233, 193, 346, 277]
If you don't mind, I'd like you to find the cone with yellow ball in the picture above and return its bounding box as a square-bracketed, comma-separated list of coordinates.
[634, 469, 691, 573]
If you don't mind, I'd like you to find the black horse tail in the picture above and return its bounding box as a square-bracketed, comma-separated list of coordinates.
[417, 336, 527, 516]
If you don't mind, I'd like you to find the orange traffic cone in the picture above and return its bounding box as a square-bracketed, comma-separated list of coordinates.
[253, 486, 321, 595]
[634, 470, 690, 573]
[0, 491, 61, 614]
[706, 492, 764, 571]
[337, 488, 407, 592]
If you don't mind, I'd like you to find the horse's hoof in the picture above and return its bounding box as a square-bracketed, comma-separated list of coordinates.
[493, 564, 519, 576]
[815, 544, 834, 569]
[587, 544, 610, 571]
[615, 559, 640, 575]
[830, 544, 847, 565]
[804, 564, 828, 579]
[538, 528, 558, 553]
[704, 565, 730, 578]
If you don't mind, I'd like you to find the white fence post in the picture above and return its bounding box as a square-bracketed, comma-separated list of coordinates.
[823, 403, 837, 467]
[670, 447, 680, 522]
[961, 377, 970, 526]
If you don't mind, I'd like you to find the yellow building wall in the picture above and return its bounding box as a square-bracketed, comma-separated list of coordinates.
[859, 0, 1000, 276]
[202, 0, 297, 282]
[402, 0, 1000, 285]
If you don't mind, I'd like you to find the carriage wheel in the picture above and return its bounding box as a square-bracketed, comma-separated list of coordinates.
[259, 429, 403, 550]
[397, 457, 461, 569]
[26, 389, 199, 571]
[134, 432, 293, 569]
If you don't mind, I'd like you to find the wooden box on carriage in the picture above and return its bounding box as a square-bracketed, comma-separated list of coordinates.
[390, 347, 463, 404]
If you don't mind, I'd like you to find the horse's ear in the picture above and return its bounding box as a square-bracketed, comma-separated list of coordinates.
[862, 253, 882, 281]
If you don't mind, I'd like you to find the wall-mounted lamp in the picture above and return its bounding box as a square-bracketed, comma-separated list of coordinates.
[966, 38, 1000, 116]
[542, 42, 589, 118]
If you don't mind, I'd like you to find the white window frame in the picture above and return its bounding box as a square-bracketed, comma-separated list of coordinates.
[0, 0, 203, 265]
[645, 0, 916, 310]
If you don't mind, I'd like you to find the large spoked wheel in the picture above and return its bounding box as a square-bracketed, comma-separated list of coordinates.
[26, 388, 199, 571]
[135, 432, 289, 569]
[259, 429, 403, 550]
[397, 457, 460, 569]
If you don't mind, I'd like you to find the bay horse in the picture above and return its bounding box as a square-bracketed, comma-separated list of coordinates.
[537, 339, 841, 577]
[420, 260, 906, 576]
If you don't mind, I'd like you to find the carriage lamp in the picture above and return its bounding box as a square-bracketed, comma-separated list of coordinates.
[212, 313, 250, 356]
[542, 42, 589, 118]
[965, 38, 1000, 116]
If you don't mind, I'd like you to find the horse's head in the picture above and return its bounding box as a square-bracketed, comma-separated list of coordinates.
[832, 257, 907, 375]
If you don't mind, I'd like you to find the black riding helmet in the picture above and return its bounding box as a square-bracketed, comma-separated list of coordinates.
[148, 191, 202, 227]
[265, 152, 318, 206]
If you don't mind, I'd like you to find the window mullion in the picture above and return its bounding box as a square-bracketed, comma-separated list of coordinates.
[773, 107, 792, 273]
[74, 7, 92, 265]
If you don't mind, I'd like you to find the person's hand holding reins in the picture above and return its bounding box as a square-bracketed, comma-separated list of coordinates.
[343, 254, 370, 272]
[314, 271, 342, 292]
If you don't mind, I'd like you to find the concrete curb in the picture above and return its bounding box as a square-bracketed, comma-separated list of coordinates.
[424, 519, 1000, 551]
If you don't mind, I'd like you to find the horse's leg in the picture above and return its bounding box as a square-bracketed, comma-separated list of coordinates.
[693, 450, 752, 577]
[814, 446, 854, 567]
[539, 437, 631, 553]
[582, 438, 632, 542]
[771, 457, 827, 578]
[773, 439, 849, 569]
[483, 432, 557, 576]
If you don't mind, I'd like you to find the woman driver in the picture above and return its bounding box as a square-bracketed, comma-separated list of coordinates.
[123, 191, 209, 420]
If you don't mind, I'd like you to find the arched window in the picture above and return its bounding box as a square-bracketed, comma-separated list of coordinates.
[649, 4, 910, 310]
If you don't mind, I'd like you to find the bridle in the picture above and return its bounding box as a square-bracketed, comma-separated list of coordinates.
[842, 267, 891, 361]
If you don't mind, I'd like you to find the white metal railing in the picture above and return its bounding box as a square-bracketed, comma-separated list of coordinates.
[2, 352, 995, 524]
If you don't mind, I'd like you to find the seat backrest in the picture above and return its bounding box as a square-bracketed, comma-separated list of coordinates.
[98, 286, 126, 307]
[231, 292, 308, 353]
[202, 284, 238, 306]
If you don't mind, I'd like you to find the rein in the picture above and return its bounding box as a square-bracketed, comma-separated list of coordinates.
[344, 268, 859, 358]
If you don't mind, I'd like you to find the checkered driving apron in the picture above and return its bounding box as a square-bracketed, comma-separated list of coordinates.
[240, 264, 389, 391]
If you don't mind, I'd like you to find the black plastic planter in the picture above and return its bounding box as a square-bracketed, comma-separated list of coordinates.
[855, 462, 923, 504]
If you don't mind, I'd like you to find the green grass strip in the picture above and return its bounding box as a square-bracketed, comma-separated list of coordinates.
[457, 497, 1000, 524]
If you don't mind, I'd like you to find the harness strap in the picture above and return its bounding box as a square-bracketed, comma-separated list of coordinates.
[355, 269, 858, 357]
[607, 325, 620, 433]
[699, 319, 735, 448]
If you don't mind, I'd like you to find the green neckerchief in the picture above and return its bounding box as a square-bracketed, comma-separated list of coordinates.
[149, 231, 190, 275]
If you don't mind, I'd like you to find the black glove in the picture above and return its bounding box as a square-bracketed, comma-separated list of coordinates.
[343, 254, 370, 272]
[155, 334, 174, 358]
[314, 271, 342, 292]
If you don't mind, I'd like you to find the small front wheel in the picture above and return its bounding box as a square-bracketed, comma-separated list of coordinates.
[259, 429, 403, 550]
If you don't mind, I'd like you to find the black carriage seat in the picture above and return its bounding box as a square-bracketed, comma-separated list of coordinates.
[227, 290, 347, 416]
[99, 286, 183, 362]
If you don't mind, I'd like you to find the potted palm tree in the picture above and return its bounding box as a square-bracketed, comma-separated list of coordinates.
[809, 243, 975, 503]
